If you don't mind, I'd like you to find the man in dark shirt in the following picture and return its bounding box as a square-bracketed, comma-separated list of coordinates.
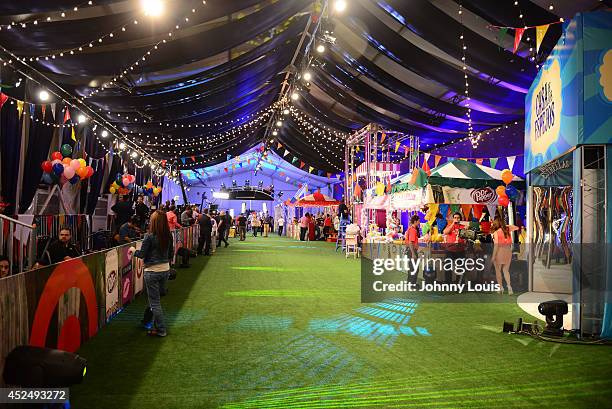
[34, 227, 81, 268]
[112, 195, 134, 230]
[237, 214, 247, 241]
[197, 209, 213, 255]
[216, 211, 229, 247]
[338, 200, 349, 221]
[134, 195, 149, 229]
[117, 215, 141, 244]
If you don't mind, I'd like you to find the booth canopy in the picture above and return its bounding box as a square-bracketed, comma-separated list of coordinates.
[428, 160, 524, 189]
[293, 192, 340, 207]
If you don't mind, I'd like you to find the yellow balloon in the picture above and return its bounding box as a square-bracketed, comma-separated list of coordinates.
[375, 182, 385, 196]
[78, 158, 87, 168]
[109, 186, 116, 194]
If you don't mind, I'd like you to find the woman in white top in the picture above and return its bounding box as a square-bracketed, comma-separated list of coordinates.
[210, 216, 218, 254]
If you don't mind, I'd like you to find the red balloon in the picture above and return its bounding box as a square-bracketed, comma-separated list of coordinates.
[51, 151, 63, 161]
[41, 160, 53, 173]
[498, 195, 510, 207]
[85, 166, 94, 178]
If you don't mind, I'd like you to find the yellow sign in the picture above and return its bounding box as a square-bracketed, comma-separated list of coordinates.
[529, 59, 562, 155]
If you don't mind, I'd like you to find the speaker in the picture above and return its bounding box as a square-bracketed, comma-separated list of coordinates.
[502, 321, 514, 333]
[3, 346, 87, 387]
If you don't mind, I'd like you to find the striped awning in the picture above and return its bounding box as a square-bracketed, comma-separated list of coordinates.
[428, 160, 524, 189]
[355, 162, 401, 177]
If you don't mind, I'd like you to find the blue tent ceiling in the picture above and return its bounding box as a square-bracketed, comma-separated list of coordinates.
[0, 0, 607, 173]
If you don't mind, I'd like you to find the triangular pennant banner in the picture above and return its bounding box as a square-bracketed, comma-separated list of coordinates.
[497, 27, 509, 49]
[71, 126, 77, 142]
[434, 155, 442, 167]
[489, 157, 498, 168]
[507, 156, 516, 171]
[395, 141, 400, 152]
[422, 157, 431, 176]
[475, 158, 484, 165]
[0, 93, 8, 110]
[536, 24, 549, 53]
[181, 157, 186, 164]
[285, 176, 290, 182]
[41, 104, 46, 119]
[16, 100, 24, 117]
[191, 156, 196, 162]
[63, 107, 71, 123]
[513, 28, 525, 54]
[380, 132, 386, 144]
[284, 149, 290, 157]
[318, 170, 324, 176]
[292, 157, 298, 164]
[299, 161, 305, 169]
[50, 103, 56, 119]
[277, 142, 283, 149]
[308, 166, 314, 173]
[327, 172, 332, 178]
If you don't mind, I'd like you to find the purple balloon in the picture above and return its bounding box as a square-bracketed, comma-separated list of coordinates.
[52, 163, 64, 175]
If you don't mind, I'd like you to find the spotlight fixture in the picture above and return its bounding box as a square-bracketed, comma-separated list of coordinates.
[291, 92, 299, 100]
[101, 130, 109, 137]
[142, 0, 164, 16]
[334, 0, 347, 13]
[232, 180, 237, 187]
[245, 179, 250, 187]
[77, 114, 87, 124]
[258, 181, 263, 188]
[538, 300, 568, 336]
[316, 44, 325, 53]
[38, 90, 50, 101]
[302, 71, 312, 81]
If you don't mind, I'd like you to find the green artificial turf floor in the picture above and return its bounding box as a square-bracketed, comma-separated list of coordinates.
[71, 235, 612, 408]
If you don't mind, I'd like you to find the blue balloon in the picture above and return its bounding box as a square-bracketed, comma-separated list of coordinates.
[41, 173, 53, 184]
[505, 184, 519, 200]
[128, 183, 134, 190]
[69, 175, 80, 185]
[53, 163, 64, 175]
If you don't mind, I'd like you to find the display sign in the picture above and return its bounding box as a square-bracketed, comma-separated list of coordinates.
[524, 11, 612, 173]
[530, 151, 574, 186]
[442, 186, 498, 205]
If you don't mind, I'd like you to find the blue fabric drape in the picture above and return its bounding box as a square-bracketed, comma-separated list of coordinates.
[0, 102, 22, 215]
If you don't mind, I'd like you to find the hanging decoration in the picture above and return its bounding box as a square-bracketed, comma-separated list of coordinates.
[142, 181, 162, 198]
[109, 173, 136, 195]
[40, 145, 94, 185]
[497, 169, 515, 207]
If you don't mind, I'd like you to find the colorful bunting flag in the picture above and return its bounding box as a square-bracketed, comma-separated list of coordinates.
[308, 166, 314, 173]
[422, 157, 431, 176]
[497, 27, 509, 49]
[300, 161, 305, 169]
[513, 28, 525, 54]
[283, 149, 290, 157]
[71, 126, 77, 142]
[285, 176, 290, 182]
[489, 157, 498, 168]
[277, 142, 283, 149]
[507, 156, 516, 171]
[50, 103, 56, 119]
[41, 104, 46, 118]
[16, 100, 24, 117]
[380, 132, 386, 144]
[536, 24, 549, 53]
[191, 156, 195, 162]
[292, 157, 298, 164]
[395, 141, 401, 152]
[434, 155, 441, 167]
[0, 93, 8, 110]
[475, 158, 484, 165]
[327, 172, 332, 178]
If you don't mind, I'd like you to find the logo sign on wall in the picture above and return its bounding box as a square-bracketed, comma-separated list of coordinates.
[133, 241, 144, 295]
[529, 59, 563, 156]
[470, 187, 497, 203]
[105, 249, 119, 320]
[443, 186, 498, 205]
[120, 246, 134, 305]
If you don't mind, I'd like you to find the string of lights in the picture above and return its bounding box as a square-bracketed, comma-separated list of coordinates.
[288, 105, 349, 139]
[290, 114, 345, 151]
[0, 1, 97, 31]
[85, 1, 209, 99]
[458, 3, 478, 149]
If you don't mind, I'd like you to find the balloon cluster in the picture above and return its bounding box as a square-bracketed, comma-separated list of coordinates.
[109, 173, 136, 195]
[496, 169, 518, 207]
[40, 144, 94, 185]
[142, 180, 162, 197]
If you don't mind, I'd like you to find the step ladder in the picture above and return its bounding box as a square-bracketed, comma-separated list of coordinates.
[335, 216, 349, 252]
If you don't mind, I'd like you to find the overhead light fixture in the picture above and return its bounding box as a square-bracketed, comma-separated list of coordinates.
[131, 151, 138, 158]
[283, 109, 289, 115]
[334, 0, 347, 13]
[142, 0, 164, 16]
[101, 130, 109, 137]
[38, 90, 50, 101]
[119, 142, 126, 150]
[291, 92, 299, 100]
[77, 114, 87, 124]
[272, 130, 278, 136]
[302, 71, 312, 81]
[316, 44, 325, 53]
[276, 120, 283, 126]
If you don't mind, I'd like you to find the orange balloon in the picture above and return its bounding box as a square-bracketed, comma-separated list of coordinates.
[62, 157, 72, 165]
[501, 169, 513, 185]
[496, 185, 507, 197]
[76, 167, 88, 179]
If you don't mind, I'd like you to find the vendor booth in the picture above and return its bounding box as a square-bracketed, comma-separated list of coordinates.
[523, 11, 612, 338]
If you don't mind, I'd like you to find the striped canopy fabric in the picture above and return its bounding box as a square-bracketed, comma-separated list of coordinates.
[293, 192, 340, 208]
[428, 160, 524, 189]
[355, 162, 401, 177]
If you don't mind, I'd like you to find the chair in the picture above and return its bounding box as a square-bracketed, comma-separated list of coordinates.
[345, 235, 360, 258]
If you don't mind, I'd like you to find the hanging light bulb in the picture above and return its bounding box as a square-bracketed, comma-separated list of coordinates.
[283, 108, 289, 115]
[334, 0, 347, 12]
[38, 90, 50, 101]
[131, 151, 138, 158]
[316, 44, 325, 53]
[119, 142, 126, 150]
[291, 92, 299, 100]
[141, 0, 164, 16]
[272, 130, 278, 136]
[302, 71, 312, 81]
[77, 114, 87, 124]
[276, 120, 283, 127]
[101, 130, 109, 137]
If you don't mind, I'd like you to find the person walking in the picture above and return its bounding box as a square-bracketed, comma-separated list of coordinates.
[197, 209, 213, 255]
[217, 211, 230, 247]
[299, 213, 309, 241]
[237, 213, 247, 241]
[491, 217, 519, 295]
[252, 213, 261, 237]
[134, 210, 174, 337]
[277, 215, 285, 236]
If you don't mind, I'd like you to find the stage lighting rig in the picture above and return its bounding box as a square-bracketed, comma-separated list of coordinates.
[232, 180, 237, 188]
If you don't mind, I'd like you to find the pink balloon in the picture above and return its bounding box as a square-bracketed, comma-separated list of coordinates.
[63, 167, 76, 179]
[70, 159, 81, 171]
[122, 177, 130, 187]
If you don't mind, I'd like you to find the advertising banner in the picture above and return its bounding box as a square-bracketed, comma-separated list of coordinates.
[133, 241, 144, 295]
[441, 186, 498, 205]
[119, 245, 134, 305]
[104, 249, 120, 320]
